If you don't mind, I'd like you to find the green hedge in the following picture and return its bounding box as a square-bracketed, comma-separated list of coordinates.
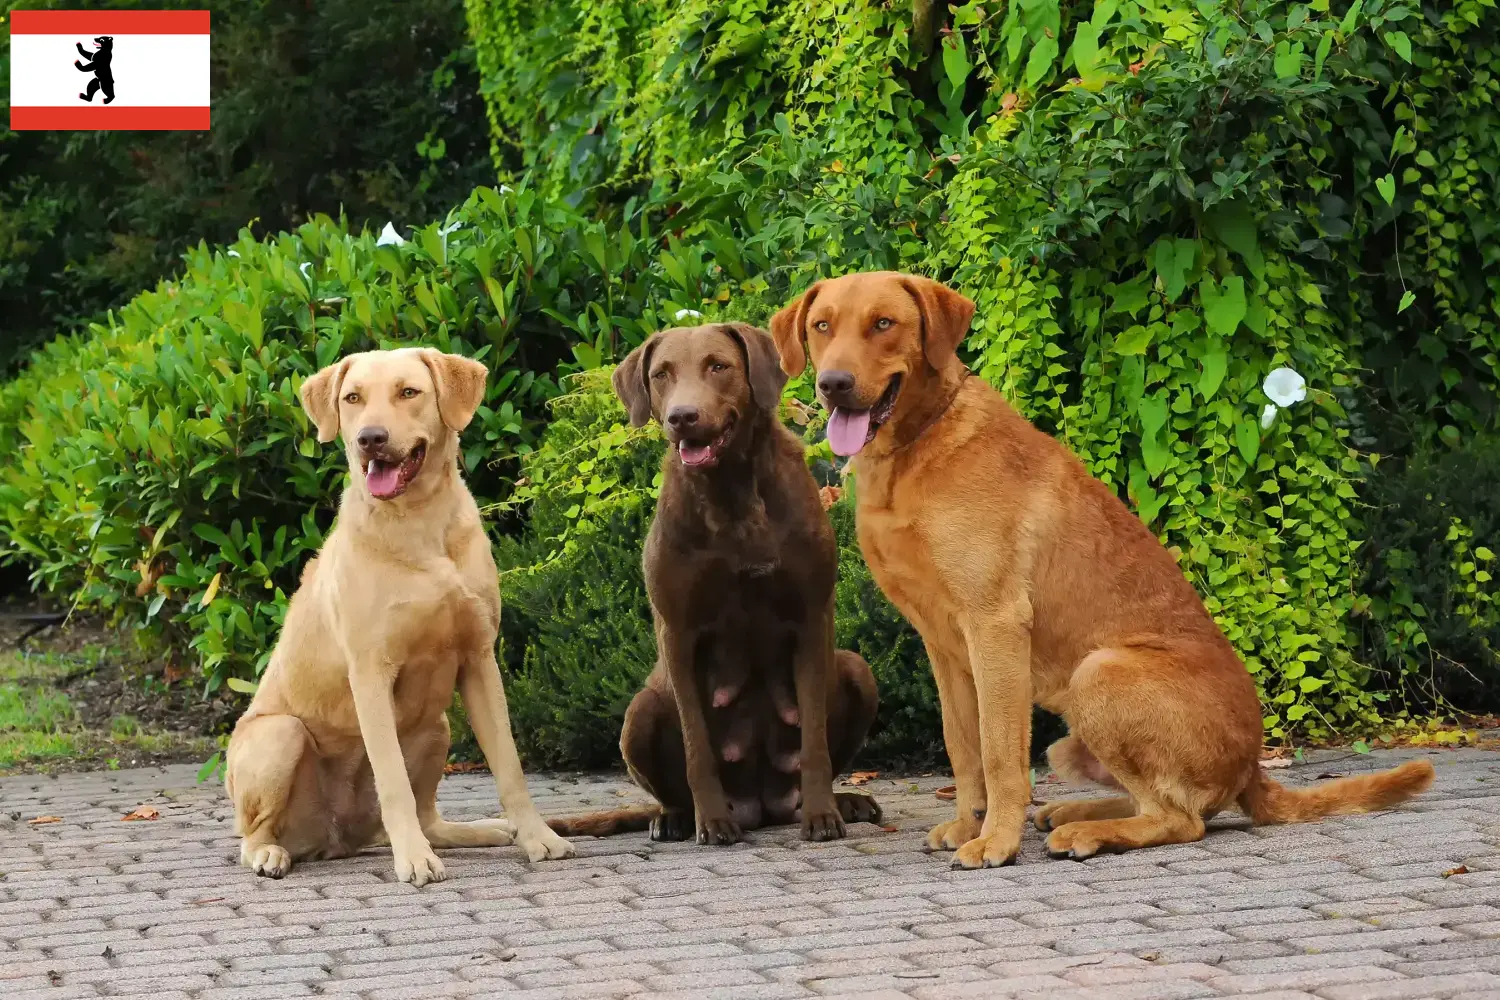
[0, 187, 716, 688]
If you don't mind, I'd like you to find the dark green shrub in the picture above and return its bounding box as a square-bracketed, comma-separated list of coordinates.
[1358, 437, 1500, 714]
[0, 0, 491, 372]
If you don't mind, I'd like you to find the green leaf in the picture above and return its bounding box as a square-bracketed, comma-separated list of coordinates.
[1340, 0, 1364, 33]
[1314, 30, 1334, 79]
[1352, 740, 1372, 754]
[942, 32, 971, 92]
[196, 752, 222, 783]
[1398, 290, 1416, 313]
[1072, 22, 1102, 81]
[1299, 676, 1327, 692]
[1376, 173, 1396, 204]
[1025, 35, 1059, 88]
[1198, 341, 1228, 401]
[1273, 40, 1305, 79]
[1113, 325, 1155, 356]
[1236, 418, 1261, 465]
[1384, 30, 1412, 62]
[1201, 275, 1248, 337]
[298, 437, 316, 458]
[1207, 202, 1265, 279]
[1153, 238, 1196, 301]
[226, 676, 259, 695]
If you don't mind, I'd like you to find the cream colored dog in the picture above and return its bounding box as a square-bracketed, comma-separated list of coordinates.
[225, 347, 574, 885]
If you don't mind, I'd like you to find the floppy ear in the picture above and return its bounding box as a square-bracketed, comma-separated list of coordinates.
[419, 349, 489, 431]
[900, 275, 976, 370]
[299, 357, 352, 443]
[612, 333, 660, 428]
[723, 323, 789, 414]
[769, 281, 822, 377]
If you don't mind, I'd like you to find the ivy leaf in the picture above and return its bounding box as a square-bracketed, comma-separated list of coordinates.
[1352, 740, 1372, 754]
[1398, 290, 1416, 313]
[1137, 393, 1170, 477]
[1198, 341, 1229, 401]
[942, 32, 971, 92]
[1314, 30, 1334, 79]
[1025, 34, 1059, 88]
[1201, 275, 1248, 336]
[1236, 418, 1261, 465]
[1208, 202, 1265, 279]
[1128, 464, 1167, 525]
[1340, 0, 1364, 33]
[1091, 0, 1119, 29]
[1153, 238, 1196, 301]
[1287, 5, 1309, 30]
[1376, 173, 1396, 205]
[1072, 22, 1102, 81]
[1114, 325, 1155, 356]
[1384, 30, 1412, 63]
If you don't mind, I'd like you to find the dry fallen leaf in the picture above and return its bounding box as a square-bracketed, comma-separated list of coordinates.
[28, 816, 63, 825]
[1259, 758, 1294, 769]
[818, 485, 843, 511]
[189, 896, 224, 905]
[880, 824, 899, 834]
[1316, 772, 1343, 780]
[122, 805, 160, 821]
[1442, 865, 1469, 878]
[442, 762, 489, 774]
[845, 770, 879, 786]
[934, 785, 957, 801]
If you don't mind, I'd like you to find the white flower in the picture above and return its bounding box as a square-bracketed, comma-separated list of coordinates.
[227, 250, 241, 258]
[1260, 403, 1279, 429]
[1263, 367, 1307, 408]
[376, 222, 405, 247]
[299, 262, 312, 279]
[675, 309, 703, 320]
[499, 184, 513, 194]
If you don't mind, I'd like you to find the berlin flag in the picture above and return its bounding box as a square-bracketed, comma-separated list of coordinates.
[9, 10, 210, 131]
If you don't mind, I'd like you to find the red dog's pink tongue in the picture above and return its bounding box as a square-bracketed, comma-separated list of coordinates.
[679, 441, 713, 466]
[827, 407, 872, 457]
[366, 460, 401, 497]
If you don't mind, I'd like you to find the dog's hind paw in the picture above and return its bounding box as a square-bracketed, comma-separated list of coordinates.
[518, 822, 575, 862]
[247, 844, 292, 879]
[650, 808, 694, 841]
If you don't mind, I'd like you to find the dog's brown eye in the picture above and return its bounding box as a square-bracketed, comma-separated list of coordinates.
[651, 370, 667, 381]
[710, 363, 727, 373]
[814, 321, 830, 333]
[343, 392, 359, 404]
[875, 318, 894, 330]
[401, 387, 420, 399]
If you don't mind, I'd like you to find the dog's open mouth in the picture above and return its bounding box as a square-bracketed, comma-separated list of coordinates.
[826, 375, 902, 458]
[361, 442, 427, 499]
[677, 414, 736, 469]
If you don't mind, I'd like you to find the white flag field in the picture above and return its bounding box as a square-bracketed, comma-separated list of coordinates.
[9, 10, 210, 130]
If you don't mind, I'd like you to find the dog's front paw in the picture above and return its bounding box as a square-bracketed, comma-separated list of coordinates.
[392, 838, 446, 887]
[650, 808, 694, 841]
[835, 790, 883, 825]
[801, 805, 846, 842]
[517, 821, 574, 862]
[696, 814, 742, 846]
[951, 830, 1021, 869]
[245, 844, 291, 879]
[924, 815, 982, 853]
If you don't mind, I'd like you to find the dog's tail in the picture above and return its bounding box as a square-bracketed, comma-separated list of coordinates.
[1241, 758, 1435, 825]
[546, 805, 659, 838]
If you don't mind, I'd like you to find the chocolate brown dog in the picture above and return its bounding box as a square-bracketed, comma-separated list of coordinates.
[549, 323, 882, 844]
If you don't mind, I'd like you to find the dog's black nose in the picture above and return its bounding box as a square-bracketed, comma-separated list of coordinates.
[665, 405, 699, 430]
[817, 369, 856, 399]
[356, 426, 389, 451]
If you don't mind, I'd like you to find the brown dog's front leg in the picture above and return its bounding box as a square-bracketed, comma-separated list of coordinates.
[795, 597, 844, 842]
[658, 620, 739, 844]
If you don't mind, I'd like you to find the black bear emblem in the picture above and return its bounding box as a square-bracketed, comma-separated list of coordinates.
[75, 35, 115, 104]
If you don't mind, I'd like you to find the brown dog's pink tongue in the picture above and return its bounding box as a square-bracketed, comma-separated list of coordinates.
[366, 460, 401, 498]
[679, 441, 713, 466]
[827, 407, 871, 457]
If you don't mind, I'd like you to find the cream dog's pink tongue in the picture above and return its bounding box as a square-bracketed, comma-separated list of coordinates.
[366, 460, 401, 497]
[827, 407, 871, 457]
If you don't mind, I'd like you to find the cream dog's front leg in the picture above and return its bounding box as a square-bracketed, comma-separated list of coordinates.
[348, 661, 446, 886]
[458, 651, 575, 862]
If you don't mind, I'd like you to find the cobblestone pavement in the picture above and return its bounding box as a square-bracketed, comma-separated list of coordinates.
[3, 747, 1499, 999]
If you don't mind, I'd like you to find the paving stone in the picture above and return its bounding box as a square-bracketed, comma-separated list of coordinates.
[1, 748, 1496, 1000]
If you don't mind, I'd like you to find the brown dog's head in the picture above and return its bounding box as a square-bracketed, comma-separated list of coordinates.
[770, 271, 974, 457]
[612, 323, 786, 470]
[298, 347, 487, 501]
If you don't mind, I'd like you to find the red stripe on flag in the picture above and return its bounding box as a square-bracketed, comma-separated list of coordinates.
[10, 106, 211, 131]
[9, 10, 210, 34]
